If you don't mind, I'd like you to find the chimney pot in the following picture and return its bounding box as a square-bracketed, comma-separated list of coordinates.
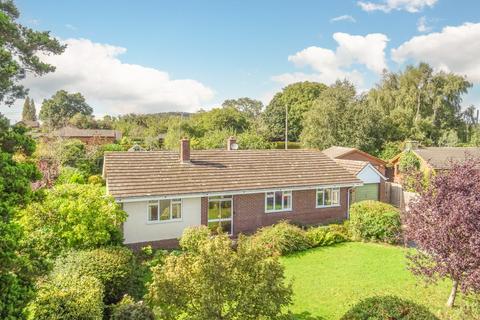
[180, 138, 190, 163]
[227, 136, 237, 151]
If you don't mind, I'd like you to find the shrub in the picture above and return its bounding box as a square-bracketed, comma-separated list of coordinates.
[349, 200, 402, 244]
[250, 221, 311, 255]
[56, 166, 87, 184]
[147, 233, 292, 320]
[340, 296, 439, 320]
[29, 273, 104, 320]
[306, 223, 349, 247]
[52, 247, 141, 305]
[88, 175, 104, 185]
[111, 295, 154, 320]
[179, 225, 211, 253]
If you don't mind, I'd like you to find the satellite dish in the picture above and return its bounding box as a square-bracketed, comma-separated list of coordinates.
[230, 143, 239, 150]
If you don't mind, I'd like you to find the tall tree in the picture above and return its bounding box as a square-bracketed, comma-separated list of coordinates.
[368, 63, 471, 145]
[263, 81, 327, 141]
[0, 0, 64, 106]
[0, 115, 41, 318]
[301, 81, 385, 154]
[39, 90, 93, 129]
[21, 97, 37, 121]
[405, 159, 480, 307]
[222, 97, 263, 118]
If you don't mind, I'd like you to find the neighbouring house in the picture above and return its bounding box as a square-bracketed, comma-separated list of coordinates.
[16, 120, 40, 129]
[390, 144, 480, 183]
[332, 159, 387, 203]
[322, 146, 387, 175]
[103, 137, 362, 249]
[51, 126, 122, 145]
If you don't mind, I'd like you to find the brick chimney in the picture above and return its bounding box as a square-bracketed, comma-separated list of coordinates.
[180, 138, 190, 163]
[227, 136, 237, 151]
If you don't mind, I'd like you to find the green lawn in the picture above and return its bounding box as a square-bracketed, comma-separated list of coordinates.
[281, 242, 462, 320]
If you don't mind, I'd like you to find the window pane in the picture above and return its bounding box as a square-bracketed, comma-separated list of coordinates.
[283, 193, 291, 210]
[171, 202, 181, 219]
[266, 195, 274, 211]
[275, 191, 282, 210]
[325, 189, 332, 206]
[220, 200, 232, 219]
[220, 220, 232, 234]
[208, 201, 220, 220]
[208, 221, 220, 234]
[332, 189, 340, 205]
[317, 190, 324, 207]
[148, 203, 158, 221]
[159, 200, 170, 220]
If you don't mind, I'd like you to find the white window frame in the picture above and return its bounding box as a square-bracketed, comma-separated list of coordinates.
[207, 195, 233, 235]
[147, 198, 182, 224]
[316, 188, 340, 208]
[265, 190, 292, 213]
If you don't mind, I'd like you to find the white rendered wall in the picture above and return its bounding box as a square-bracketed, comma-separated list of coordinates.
[357, 165, 382, 184]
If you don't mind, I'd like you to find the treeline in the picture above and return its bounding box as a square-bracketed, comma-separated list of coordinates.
[28, 63, 477, 158]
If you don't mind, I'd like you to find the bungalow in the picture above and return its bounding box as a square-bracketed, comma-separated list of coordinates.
[51, 126, 122, 145]
[390, 144, 480, 183]
[103, 137, 363, 249]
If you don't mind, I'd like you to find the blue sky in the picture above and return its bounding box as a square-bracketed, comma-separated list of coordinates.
[5, 0, 480, 120]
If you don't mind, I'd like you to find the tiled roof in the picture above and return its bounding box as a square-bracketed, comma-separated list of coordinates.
[53, 127, 122, 139]
[333, 159, 368, 175]
[322, 146, 356, 159]
[104, 149, 362, 199]
[413, 147, 480, 170]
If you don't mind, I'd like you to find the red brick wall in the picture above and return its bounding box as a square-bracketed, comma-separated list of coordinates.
[201, 188, 350, 236]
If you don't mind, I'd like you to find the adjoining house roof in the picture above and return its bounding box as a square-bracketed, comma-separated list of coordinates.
[412, 147, 480, 170]
[333, 159, 369, 175]
[322, 146, 386, 165]
[53, 126, 122, 140]
[103, 150, 362, 199]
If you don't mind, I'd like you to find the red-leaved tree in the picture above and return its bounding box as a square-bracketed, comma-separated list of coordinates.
[405, 158, 480, 307]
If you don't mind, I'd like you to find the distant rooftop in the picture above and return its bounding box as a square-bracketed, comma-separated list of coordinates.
[53, 126, 122, 140]
[412, 147, 480, 170]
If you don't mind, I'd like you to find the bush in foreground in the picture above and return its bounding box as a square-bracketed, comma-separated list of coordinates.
[250, 221, 311, 255]
[179, 225, 211, 253]
[29, 273, 104, 320]
[147, 233, 292, 320]
[340, 296, 439, 320]
[111, 295, 154, 320]
[53, 247, 141, 305]
[306, 223, 349, 247]
[349, 200, 402, 244]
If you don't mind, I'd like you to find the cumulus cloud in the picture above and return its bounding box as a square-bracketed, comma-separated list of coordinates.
[358, 0, 437, 13]
[272, 32, 388, 87]
[416, 16, 430, 32]
[330, 15, 356, 23]
[392, 23, 480, 82]
[21, 38, 214, 117]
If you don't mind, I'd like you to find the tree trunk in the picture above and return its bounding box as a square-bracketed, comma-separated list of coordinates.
[446, 279, 459, 308]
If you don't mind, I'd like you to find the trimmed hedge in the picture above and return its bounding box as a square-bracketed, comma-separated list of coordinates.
[340, 296, 439, 320]
[52, 247, 141, 305]
[250, 221, 311, 255]
[349, 200, 402, 244]
[29, 273, 104, 320]
[306, 224, 349, 247]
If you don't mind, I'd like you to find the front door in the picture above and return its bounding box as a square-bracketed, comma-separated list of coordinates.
[207, 195, 233, 234]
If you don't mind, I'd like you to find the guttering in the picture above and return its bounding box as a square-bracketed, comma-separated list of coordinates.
[115, 182, 364, 203]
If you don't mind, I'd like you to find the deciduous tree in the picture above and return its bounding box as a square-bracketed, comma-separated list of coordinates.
[39, 90, 93, 129]
[405, 159, 480, 307]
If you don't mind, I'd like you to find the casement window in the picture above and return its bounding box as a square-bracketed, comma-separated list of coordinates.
[316, 188, 340, 208]
[265, 191, 292, 213]
[208, 195, 233, 234]
[147, 199, 182, 222]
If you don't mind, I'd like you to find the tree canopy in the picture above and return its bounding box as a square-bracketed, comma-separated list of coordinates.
[39, 90, 93, 129]
[21, 97, 37, 121]
[0, 0, 64, 106]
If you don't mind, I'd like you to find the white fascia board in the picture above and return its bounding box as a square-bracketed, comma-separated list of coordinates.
[114, 182, 364, 203]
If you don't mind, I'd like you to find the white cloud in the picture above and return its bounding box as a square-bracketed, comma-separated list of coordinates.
[330, 15, 356, 23]
[65, 24, 77, 31]
[392, 23, 480, 82]
[272, 32, 388, 87]
[20, 38, 215, 117]
[358, 0, 437, 13]
[417, 16, 430, 32]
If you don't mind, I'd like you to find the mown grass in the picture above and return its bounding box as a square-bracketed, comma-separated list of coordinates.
[281, 242, 465, 320]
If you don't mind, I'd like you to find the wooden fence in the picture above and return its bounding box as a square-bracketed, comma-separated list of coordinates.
[385, 182, 418, 211]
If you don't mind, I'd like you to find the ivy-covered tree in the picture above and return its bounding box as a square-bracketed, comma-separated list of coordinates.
[0, 115, 41, 319]
[21, 97, 37, 121]
[405, 159, 480, 307]
[39, 90, 93, 129]
[0, 0, 64, 106]
[263, 81, 327, 141]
